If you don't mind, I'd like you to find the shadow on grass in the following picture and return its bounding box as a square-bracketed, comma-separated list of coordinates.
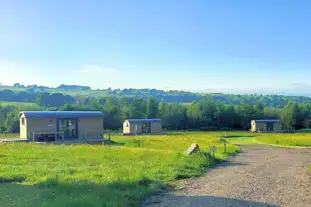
[223, 135, 257, 138]
[4, 182, 278, 207]
[142, 195, 279, 207]
[0, 176, 26, 184]
[0, 178, 168, 207]
[109, 140, 125, 146]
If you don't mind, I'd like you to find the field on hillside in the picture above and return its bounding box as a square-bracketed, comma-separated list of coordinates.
[0, 86, 111, 97]
[0, 101, 38, 108]
[0, 132, 239, 207]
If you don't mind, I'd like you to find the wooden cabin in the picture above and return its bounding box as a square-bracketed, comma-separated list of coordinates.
[19, 111, 104, 141]
[123, 119, 162, 135]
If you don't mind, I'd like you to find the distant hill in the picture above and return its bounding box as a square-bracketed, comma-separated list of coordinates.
[1, 83, 311, 108]
[57, 84, 91, 90]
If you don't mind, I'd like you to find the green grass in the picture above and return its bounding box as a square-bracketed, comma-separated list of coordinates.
[223, 132, 311, 147]
[0, 132, 239, 207]
[0, 86, 112, 98]
[0, 101, 38, 107]
[256, 133, 311, 147]
[0, 133, 19, 138]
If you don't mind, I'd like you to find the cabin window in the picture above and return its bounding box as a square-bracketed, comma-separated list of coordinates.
[126, 123, 129, 127]
[21, 117, 25, 126]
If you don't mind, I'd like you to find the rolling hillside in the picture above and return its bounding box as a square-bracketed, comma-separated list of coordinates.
[1, 84, 311, 108]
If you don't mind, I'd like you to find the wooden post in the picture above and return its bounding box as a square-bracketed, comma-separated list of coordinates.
[224, 141, 227, 153]
[33, 132, 35, 142]
[210, 146, 216, 160]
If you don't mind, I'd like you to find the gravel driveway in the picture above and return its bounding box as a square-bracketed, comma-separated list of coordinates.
[142, 145, 311, 207]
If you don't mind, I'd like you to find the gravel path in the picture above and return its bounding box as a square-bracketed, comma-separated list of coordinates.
[142, 145, 311, 207]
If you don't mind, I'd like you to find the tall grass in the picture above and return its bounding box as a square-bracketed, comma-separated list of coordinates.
[0, 132, 239, 207]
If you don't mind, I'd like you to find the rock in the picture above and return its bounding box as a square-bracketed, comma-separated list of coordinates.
[185, 143, 200, 155]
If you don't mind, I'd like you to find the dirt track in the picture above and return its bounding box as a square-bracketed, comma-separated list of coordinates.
[142, 146, 311, 207]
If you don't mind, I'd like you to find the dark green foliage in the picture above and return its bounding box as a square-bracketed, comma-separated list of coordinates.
[3, 84, 311, 106]
[2, 95, 311, 132]
[57, 84, 91, 90]
[3, 84, 311, 132]
[145, 97, 158, 119]
[281, 101, 299, 130]
[36, 92, 76, 107]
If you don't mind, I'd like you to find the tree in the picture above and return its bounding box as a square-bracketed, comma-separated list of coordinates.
[103, 97, 121, 129]
[186, 101, 203, 128]
[36, 92, 51, 107]
[60, 104, 76, 111]
[254, 102, 264, 118]
[281, 101, 299, 130]
[4, 112, 19, 133]
[165, 103, 186, 129]
[263, 107, 279, 119]
[13, 83, 21, 88]
[145, 97, 158, 119]
[235, 105, 257, 129]
[0, 125, 6, 133]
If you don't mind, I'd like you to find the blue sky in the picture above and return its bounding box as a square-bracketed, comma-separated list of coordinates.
[1, 0, 311, 93]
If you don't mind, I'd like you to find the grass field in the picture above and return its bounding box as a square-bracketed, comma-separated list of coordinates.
[224, 132, 311, 147]
[0, 101, 38, 108]
[0, 86, 111, 97]
[0, 133, 20, 138]
[3, 131, 311, 206]
[0, 132, 239, 207]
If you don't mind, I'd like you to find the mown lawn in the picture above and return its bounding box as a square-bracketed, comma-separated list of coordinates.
[224, 132, 311, 147]
[256, 133, 311, 147]
[0, 133, 20, 138]
[0, 132, 239, 207]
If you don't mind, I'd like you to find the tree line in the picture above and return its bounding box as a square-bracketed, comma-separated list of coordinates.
[0, 96, 309, 133]
[2, 86, 311, 108]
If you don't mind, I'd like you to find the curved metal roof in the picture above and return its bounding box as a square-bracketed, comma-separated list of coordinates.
[19, 111, 104, 119]
[253, 120, 281, 123]
[125, 119, 161, 124]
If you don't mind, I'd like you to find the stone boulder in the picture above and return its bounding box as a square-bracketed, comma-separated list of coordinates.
[185, 143, 200, 155]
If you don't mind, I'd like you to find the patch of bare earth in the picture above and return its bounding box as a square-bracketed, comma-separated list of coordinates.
[142, 146, 311, 207]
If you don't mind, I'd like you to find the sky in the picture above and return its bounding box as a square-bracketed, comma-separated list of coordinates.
[1, 0, 311, 94]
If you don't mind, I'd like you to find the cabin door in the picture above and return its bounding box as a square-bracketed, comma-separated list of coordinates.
[57, 118, 78, 140]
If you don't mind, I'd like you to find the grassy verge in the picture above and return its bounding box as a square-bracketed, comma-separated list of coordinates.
[0, 132, 239, 207]
[222, 132, 311, 147]
[0, 133, 20, 138]
[256, 133, 311, 147]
